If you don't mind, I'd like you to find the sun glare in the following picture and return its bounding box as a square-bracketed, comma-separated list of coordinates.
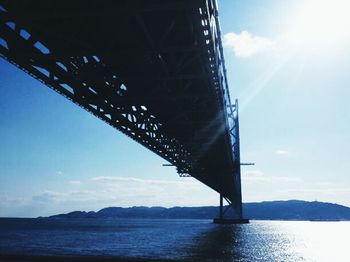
[288, 0, 350, 51]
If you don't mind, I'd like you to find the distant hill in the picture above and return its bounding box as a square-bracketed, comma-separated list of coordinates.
[244, 200, 350, 220]
[48, 200, 350, 221]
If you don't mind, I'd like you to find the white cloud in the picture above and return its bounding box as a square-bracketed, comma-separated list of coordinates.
[242, 169, 301, 183]
[273, 186, 350, 207]
[275, 149, 290, 156]
[56, 171, 63, 175]
[89, 176, 216, 207]
[243, 170, 265, 177]
[69, 180, 81, 185]
[32, 191, 67, 203]
[21, 176, 219, 216]
[90, 176, 197, 186]
[5, 174, 350, 217]
[242, 170, 266, 182]
[223, 31, 275, 57]
[242, 170, 350, 208]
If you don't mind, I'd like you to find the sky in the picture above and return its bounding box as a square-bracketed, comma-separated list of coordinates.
[1, 0, 350, 217]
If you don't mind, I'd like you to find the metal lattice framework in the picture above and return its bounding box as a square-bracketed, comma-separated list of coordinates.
[0, 0, 243, 218]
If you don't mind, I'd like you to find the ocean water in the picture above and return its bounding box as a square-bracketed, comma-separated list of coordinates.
[0, 218, 349, 261]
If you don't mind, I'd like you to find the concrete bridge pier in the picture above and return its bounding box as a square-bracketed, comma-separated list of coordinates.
[213, 194, 249, 224]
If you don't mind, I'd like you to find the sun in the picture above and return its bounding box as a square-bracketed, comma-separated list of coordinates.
[287, 0, 350, 51]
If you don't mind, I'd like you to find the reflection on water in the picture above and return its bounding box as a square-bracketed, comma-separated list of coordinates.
[190, 225, 228, 260]
[0, 218, 349, 261]
[190, 225, 244, 261]
[189, 221, 350, 262]
[188, 222, 297, 262]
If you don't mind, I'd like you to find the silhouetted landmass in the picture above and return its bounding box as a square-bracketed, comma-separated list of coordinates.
[48, 200, 350, 221]
[244, 200, 350, 220]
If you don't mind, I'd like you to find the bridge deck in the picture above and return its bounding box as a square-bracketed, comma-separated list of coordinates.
[0, 0, 242, 215]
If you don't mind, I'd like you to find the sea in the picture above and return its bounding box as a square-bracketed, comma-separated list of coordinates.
[0, 218, 349, 261]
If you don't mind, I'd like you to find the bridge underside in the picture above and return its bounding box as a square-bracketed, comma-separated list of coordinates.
[0, 0, 243, 218]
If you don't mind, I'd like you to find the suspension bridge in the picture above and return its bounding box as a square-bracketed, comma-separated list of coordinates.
[0, 0, 248, 223]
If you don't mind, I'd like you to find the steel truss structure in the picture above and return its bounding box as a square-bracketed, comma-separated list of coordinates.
[0, 0, 246, 220]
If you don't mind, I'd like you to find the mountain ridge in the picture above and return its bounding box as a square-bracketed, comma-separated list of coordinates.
[47, 200, 350, 221]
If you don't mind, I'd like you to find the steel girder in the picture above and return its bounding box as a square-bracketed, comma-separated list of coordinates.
[0, 1, 194, 174]
[0, 0, 243, 216]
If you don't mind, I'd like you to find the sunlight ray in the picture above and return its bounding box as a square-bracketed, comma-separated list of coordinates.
[240, 52, 294, 112]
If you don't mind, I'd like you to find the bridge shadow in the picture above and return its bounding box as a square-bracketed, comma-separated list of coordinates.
[185, 223, 247, 261]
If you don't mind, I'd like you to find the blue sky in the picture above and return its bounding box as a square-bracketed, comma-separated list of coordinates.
[1, 0, 350, 217]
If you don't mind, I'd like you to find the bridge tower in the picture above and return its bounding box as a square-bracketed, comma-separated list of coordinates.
[213, 100, 249, 224]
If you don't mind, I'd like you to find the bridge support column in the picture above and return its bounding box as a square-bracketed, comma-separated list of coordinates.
[213, 194, 249, 224]
[219, 194, 224, 219]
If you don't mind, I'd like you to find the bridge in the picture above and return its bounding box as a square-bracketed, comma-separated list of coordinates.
[0, 0, 248, 223]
